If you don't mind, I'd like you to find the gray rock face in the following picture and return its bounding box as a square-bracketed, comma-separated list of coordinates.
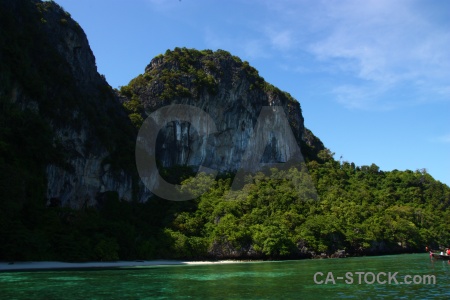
[1, 0, 150, 208]
[38, 4, 151, 207]
[40, 6, 97, 88]
[124, 48, 322, 174]
[45, 125, 147, 208]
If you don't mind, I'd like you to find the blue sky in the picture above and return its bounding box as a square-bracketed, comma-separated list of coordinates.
[56, 0, 450, 186]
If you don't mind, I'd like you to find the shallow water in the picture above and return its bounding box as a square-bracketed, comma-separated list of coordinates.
[1, 254, 448, 299]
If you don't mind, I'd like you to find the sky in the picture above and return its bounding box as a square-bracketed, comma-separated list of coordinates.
[55, 0, 450, 186]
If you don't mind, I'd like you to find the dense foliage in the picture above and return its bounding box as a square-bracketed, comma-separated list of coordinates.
[1, 151, 448, 261]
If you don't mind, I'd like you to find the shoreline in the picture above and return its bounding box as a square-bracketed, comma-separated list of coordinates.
[0, 252, 427, 272]
[0, 259, 253, 272]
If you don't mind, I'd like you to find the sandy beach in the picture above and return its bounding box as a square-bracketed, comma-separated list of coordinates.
[0, 260, 249, 272]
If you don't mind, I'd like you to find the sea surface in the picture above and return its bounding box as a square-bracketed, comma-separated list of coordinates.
[1, 254, 448, 299]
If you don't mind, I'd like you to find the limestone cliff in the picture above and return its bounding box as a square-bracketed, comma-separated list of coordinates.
[0, 0, 150, 208]
[120, 48, 324, 173]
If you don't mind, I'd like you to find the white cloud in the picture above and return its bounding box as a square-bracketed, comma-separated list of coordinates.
[436, 85, 450, 97]
[435, 134, 450, 144]
[260, 0, 450, 110]
[265, 28, 294, 51]
[308, 1, 446, 80]
[242, 39, 270, 59]
[332, 84, 398, 111]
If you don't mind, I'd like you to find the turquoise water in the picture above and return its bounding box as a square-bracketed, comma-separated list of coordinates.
[1, 254, 448, 299]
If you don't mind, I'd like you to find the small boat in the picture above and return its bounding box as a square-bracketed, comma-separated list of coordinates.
[430, 252, 450, 260]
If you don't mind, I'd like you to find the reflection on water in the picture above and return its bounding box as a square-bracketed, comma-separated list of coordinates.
[0, 254, 447, 299]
